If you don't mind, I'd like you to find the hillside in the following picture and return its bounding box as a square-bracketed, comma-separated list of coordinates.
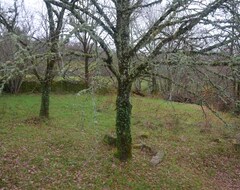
[0, 94, 239, 189]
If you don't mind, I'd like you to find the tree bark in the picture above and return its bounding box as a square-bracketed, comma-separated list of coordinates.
[39, 80, 51, 118]
[115, 80, 132, 161]
[38, 2, 65, 119]
[134, 78, 141, 93]
[84, 56, 90, 88]
[39, 59, 55, 118]
[151, 75, 159, 95]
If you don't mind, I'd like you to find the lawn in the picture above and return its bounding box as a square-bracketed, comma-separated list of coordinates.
[0, 94, 239, 189]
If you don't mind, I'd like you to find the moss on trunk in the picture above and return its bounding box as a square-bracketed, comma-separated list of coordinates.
[39, 81, 50, 118]
[115, 80, 132, 161]
[39, 59, 55, 118]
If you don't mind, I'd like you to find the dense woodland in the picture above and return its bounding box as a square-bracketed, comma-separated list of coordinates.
[0, 0, 240, 189]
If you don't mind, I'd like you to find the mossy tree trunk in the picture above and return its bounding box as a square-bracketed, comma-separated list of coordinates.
[151, 75, 159, 95]
[114, 0, 133, 161]
[134, 78, 141, 93]
[40, 82, 50, 118]
[38, 2, 65, 118]
[40, 82, 51, 118]
[233, 67, 240, 114]
[46, 0, 227, 162]
[116, 79, 132, 160]
[39, 60, 55, 118]
[150, 64, 159, 95]
[84, 56, 90, 88]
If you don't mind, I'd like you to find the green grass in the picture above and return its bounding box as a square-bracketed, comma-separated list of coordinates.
[0, 94, 239, 189]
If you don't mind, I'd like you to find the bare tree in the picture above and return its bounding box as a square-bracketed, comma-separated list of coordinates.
[68, 0, 97, 87]
[46, 0, 228, 160]
[0, 0, 33, 94]
[35, 1, 66, 118]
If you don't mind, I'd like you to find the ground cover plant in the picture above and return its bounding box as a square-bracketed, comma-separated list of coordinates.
[0, 94, 239, 189]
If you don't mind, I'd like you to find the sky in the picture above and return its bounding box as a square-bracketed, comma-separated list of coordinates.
[24, 0, 44, 11]
[1, 0, 223, 46]
[2, 0, 44, 12]
[1, 0, 47, 37]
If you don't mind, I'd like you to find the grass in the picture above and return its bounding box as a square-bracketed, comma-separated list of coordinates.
[0, 94, 240, 189]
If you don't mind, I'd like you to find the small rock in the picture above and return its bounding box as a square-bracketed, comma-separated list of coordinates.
[212, 138, 223, 143]
[180, 135, 187, 142]
[139, 131, 150, 139]
[150, 150, 165, 166]
[200, 128, 211, 133]
[96, 108, 102, 112]
[133, 143, 156, 155]
[103, 134, 116, 146]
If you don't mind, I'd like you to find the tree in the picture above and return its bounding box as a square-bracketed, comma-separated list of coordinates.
[199, 0, 240, 112]
[0, 0, 33, 94]
[225, 0, 240, 108]
[69, 0, 97, 88]
[36, 1, 66, 118]
[46, 0, 228, 160]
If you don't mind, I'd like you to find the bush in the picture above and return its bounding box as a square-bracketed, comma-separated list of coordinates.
[51, 80, 87, 93]
[4, 79, 87, 93]
[3, 76, 118, 94]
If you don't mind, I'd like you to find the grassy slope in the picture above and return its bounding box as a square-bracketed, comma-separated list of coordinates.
[0, 94, 239, 190]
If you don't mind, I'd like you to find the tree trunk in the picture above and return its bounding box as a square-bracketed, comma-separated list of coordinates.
[84, 56, 90, 88]
[115, 80, 132, 161]
[232, 66, 240, 114]
[151, 75, 159, 95]
[234, 77, 240, 114]
[9, 75, 23, 94]
[237, 82, 240, 99]
[39, 59, 55, 118]
[39, 80, 50, 118]
[38, 1, 64, 118]
[134, 78, 141, 93]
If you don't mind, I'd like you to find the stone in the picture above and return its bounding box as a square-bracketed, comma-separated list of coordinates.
[212, 138, 223, 143]
[139, 131, 150, 139]
[150, 150, 165, 166]
[133, 143, 156, 156]
[103, 134, 116, 146]
[179, 135, 187, 142]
